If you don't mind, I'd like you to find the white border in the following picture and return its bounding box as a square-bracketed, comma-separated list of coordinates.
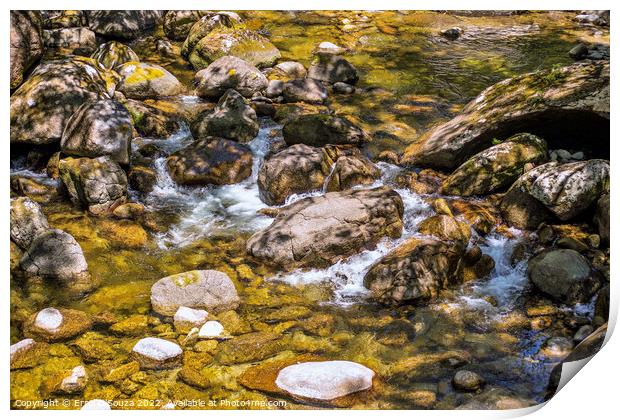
[3, 2, 618, 419]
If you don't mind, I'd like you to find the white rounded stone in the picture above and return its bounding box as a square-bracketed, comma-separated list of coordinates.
[275, 361, 374, 400]
[34, 308, 63, 331]
[10, 338, 36, 359]
[81, 399, 111, 410]
[132, 337, 182, 361]
[198, 320, 224, 338]
[173, 306, 209, 332]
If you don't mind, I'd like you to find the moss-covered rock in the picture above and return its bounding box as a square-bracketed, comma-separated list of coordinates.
[23, 307, 92, 342]
[440, 133, 548, 196]
[283, 113, 369, 147]
[91, 41, 140, 70]
[117, 62, 184, 99]
[216, 331, 284, 365]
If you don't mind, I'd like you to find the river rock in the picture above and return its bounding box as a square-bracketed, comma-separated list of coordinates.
[216, 331, 283, 364]
[417, 215, 471, 246]
[594, 193, 609, 246]
[526, 159, 609, 221]
[272, 61, 307, 80]
[128, 165, 157, 193]
[324, 150, 381, 192]
[86, 10, 161, 39]
[10, 197, 49, 250]
[198, 321, 225, 339]
[19, 229, 95, 294]
[282, 79, 328, 104]
[10, 338, 48, 370]
[163, 10, 209, 41]
[364, 238, 463, 305]
[10, 175, 63, 204]
[191, 89, 259, 142]
[43, 27, 96, 53]
[173, 307, 209, 333]
[166, 138, 253, 185]
[58, 156, 128, 215]
[132, 337, 183, 369]
[23, 307, 92, 342]
[247, 187, 404, 269]
[44, 365, 88, 395]
[91, 41, 140, 70]
[117, 62, 184, 99]
[181, 12, 242, 57]
[194, 56, 269, 99]
[308, 55, 358, 85]
[61, 99, 133, 164]
[10, 11, 43, 89]
[283, 114, 369, 147]
[440, 133, 548, 196]
[184, 18, 280, 70]
[150, 269, 240, 316]
[452, 370, 485, 392]
[123, 99, 180, 138]
[10, 58, 115, 144]
[403, 61, 609, 169]
[257, 144, 331, 205]
[43, 10, 86, 29]
[275, 361, 374, 400]
[527, 249, 601, 304]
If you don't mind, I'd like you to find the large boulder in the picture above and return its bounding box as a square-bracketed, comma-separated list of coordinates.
[60, 99, 133, 164]
[417, 215, 471, 246]
[594, 194, 609, 246]
[122, 99, 180, 138]
[194, 56, 268, 99]
[403, 61, 610, 169]
[247, 187, 404, 269]
[440, 133, 548, 196]
[166, 137, 253, 185]
[10, 11, 43, 89]
[283, 114, 369, 147]
[150, 269, 240, 316]
[282, 79, 329, 104]
[10, 197, 49, 250]
[42, 27, 97, 53]
[257, 144, 331, 205]
[116, 62, 184, 99]
[527, 159, 609, 221]
[91, 41, 140, 70]
[183, 15, 280, 70]
[162, 10, 209, 41]
[307, 55, 358, 85]
[323, 148, 380, 192]
[500, 159, 609, 227]
[86, 11, 161, 39]
[58, 156, 128, 215]
[363, 238, 463, 305]
[20, 229, 95, 294]
[191, 89, 259, 142]
[10, 58, 116, 144]
[527, 249, 601, 304]
[42, 10, 87, 29]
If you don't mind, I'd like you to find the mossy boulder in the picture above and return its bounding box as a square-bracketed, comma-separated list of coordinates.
[181, 12, 243, 58]
[91, 41, 140, 70]
[166, 137, 253, 186]
[194, 55, 269, 99]
[10, 11, 43, 89]
[42, 27, 97, 54]
[184, 19, 280, 70]
[257, 144, 331, 205]
[86, 10, 162, 39]
[283, 114, 369, 147]
[418, 214, 471, 246]
[60, 99, 133, 164]
[403, 61, 609, 169]
[191, 89, 259, 142]
[10, 197, 49, 250]
[364, 238, 463, 305]
[58, 156, 128, 215]
[323, 147, 380, 192]
[123, 99, 180, 138]
[10, 59, 113, 144]
[117, 62, 184, 99]
[163, 10, 210, 41]
[440, 133, 548, 196]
